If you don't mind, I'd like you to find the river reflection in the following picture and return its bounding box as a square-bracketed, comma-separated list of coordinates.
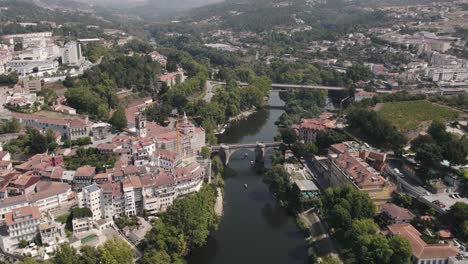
[189, 92, 307, 264]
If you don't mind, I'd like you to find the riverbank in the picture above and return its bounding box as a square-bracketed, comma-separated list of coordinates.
[214, 187, 223, 216]
[215, 108, 257, 134]
[228, 107, 256, 122]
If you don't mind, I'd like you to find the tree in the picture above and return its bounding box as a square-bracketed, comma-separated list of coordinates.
[321, 257, 341, 264]
[55, 244, 80, 264]
[428, 121, 450, 144]
[141, 250, 172, 264]
[346, 64, 372, 82]
[109, 107, 127, 131]
[271, 150, 285, 166]
[201, 146, 210, 159]
[316, 130, 347, 153]
[211, 156, 224, 177]
[19, 239, 28, 248]
[415, 143, 443, 181]
[143, 220, 187, 261]
[328, 204, 353, 232]
[161, 185, 218, 248]
[389, 235, 412, 264]
[291, 142, 306, 158]
[442, 138, 468, 165]
[346, 219, 378, 244]
[410, 134, 435, 152]
[281, 128, 297, 145]
[394, 194, 412, 208]
[461, 221, 468, 239]
[353, 232, 393, 264]
[264, 165, 291, 200]
[0, 118, 21, 134]
[99, 238, 135, 264]
[21, 257, 39, 264]
[27, 128, 48, 154]
[80, 246, 100, 264]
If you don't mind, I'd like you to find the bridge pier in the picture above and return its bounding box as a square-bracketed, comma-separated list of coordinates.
[211, 141, 282, 166]
[220, 144, 231, 166]
[255, 142, 266, 164]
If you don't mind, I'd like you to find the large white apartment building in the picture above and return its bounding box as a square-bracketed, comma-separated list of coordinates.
[74, 161, 205, 221]
[78, 185, 103, 222]
[7, 60, 58, 77]
[0, 206, 41, 253]
[0, 182, 72, 225]
[60, 41, 83, 67]
[426, 67, 468, 82]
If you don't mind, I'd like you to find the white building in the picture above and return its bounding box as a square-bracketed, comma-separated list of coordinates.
[7, 60, 58, 77]
[426, 67, 468, 82]
[78, 185, 103, 222]
[0, 206, 41, 253]
[0, 182, 71, 225]
[60, 41, 84, 67]
[12, 113, 90, 141]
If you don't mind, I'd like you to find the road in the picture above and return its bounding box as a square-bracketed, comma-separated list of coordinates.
[203, 81, 217, 102]
[299, 210, 341, 260]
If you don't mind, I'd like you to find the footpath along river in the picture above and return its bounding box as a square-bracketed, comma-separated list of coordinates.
[189, 92, 308, 264]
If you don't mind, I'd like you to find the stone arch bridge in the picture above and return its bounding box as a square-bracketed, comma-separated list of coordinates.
[211, 142, 283, 165]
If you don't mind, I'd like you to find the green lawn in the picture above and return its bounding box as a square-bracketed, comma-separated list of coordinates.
[378, 100, 459, 132]
[81, 234, 97, 244]
[55, 213, 70, 224]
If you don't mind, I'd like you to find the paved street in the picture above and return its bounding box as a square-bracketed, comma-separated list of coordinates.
[299, 210, 340, 259]
[203, 81, 216, 102]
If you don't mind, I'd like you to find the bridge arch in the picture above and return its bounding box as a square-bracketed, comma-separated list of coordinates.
[210, 142, 282, 166]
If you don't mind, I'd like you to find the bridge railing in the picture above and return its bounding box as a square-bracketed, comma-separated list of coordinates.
[210, 142, 283, 149]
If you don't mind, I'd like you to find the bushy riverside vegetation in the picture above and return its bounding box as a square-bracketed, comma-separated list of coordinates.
[140, 184, 219, 263]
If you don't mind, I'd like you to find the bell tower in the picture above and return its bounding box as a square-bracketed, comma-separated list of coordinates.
[135, 112, 147, 138]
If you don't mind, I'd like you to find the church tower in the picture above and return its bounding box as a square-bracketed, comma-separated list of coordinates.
[135, 112, 147, 138]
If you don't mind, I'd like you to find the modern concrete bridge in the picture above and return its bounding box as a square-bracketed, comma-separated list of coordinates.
[238, 82, 345, 91]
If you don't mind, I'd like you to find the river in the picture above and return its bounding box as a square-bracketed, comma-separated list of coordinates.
[189, 92, 308, 264]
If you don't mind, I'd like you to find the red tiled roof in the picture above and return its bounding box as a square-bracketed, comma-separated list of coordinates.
[0, 160, 11, 167]
[334, 152, 387, 188]
[5, 206, 40, 226]
[12, 112, 87, 128]
[12, 172, 40, 187]
[381, 203, 415, 221]
[0, 151, 9, 160]
[75, 166, 95, 178]
[27, 181, 70, 203]
[155, 131, 178, 142]
[158, 72, 177, 82]
[355, 90, 377, 97]
[49, 167, 65, 180]
[156, 149, 179, 162]
[388, 224, 459, 259]
[122, 176, 142, 188]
